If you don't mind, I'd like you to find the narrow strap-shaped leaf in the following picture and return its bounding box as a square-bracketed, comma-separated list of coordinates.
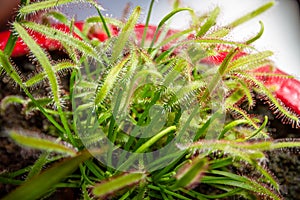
[218, 119, 250, 139]
[14, 22, 77, 145]
[196, 7, 220, 37]
[246, 21, 264, 45]
[9, 131, 76, 156]
[0, 51, 65, 133]
[21, 21, 100, 62]
[208, 170, 281, 200]
[45, 10, 69, 24]
[93, 173, 146, 197]
[19, 0, 104, 16]
[14, 22, 61, 108]
[94, 3, 111, 38]
[2, 151, 91, 200]
[141, 0, 155, 47]
[25, 61, 78, 87]
[0, 51, 23, 85]
[228, 51, 273, 72]
[0, 95, 25, 113]
[254, 163, 279, 191]
[170, 157, 208, 190]
[111, 6, 141, 62]
[19, 0, 74, 16]
[26, 152, 49, 180]
[94, 56, 130, 105]
[201, 49, 237, 103]
[226, 105, 261, 131]
[244, 115, 268, 141]
[242, 72, 300, 125]
[227, 1, 275, 28]
[135, 126, 176, 153]
[3, 33, 18, 57]
[149, 8, 193, 51]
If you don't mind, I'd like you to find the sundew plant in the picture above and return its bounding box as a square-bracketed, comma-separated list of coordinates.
[1, 0, 300, 199]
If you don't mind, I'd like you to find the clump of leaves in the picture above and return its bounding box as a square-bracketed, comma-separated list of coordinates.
[1, 0, 300, 199]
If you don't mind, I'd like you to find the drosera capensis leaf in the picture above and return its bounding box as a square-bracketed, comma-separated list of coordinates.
[245, 21, 265, 45]
[92, 172, 146, 197]
[196, 7, 220, 37]
[0, 95, 25, 113]
[218, 119, 250, 140]
[20, 21, 101, 62]
[0, 51, 65, 133]
[207, 170, 282, 200]
[148, 7, 193, 51]
[244, 115, 268, 141]
[13, 22, 61, 110]
[170, 157, 208, 190]
[19, 0, 104, 17]
[25, 61, 78, 87]
[227, 50, 273, 73]
[19, 0, 73, 16]
[241, 71, 300, 127]
[93, 2, 111, 38]
[26, 152, 49, 180]
[94, 55, 130, 105]
[9, 130, 77, 156]
[111, 6, 141, 63]
[2, 151, 91, 200]
[140, 0, 155, 48]
[135, 126, 176, 153]
[227, 1, 275, 29]
[13, 22, 75, 145]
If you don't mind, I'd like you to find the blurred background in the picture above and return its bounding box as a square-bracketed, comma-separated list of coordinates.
[59, 0, 300, 78]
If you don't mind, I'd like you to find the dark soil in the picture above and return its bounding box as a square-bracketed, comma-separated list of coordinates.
[251, 99, 300, 200]
[0, 53, 299, 199]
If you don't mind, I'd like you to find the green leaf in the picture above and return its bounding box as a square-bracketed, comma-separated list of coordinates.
[0, 95, 25, 113]
[14, 22, 75, 144]
[245, 21, 264, 45]
[141, 0, 155, 47]
[20, 21, 100, 62]
[228, 51, 273, 72]
[218, 119, 249, 139]
[111, 6, 141, 62]
[94, 56, 130, 105]
[13, 22, 61, 108]
[2, 151, 91, 200]
[149, 8, 193, 50]
[9, 131, 76, 156]
[197, 7, 220, 37]
[227, 1, 275, 28]
[241, 72, 300, 125]
[3, 33, 18, 57]
[19, 0, 104, 16]
[0, 51, 23, 86]
[171, 157, 208, 190]
[135, 126, 176, 153]
[45, 10, 69, 24]
[25, 61, 78, 87]
[244, 115, 268, 141]
[19, 0, 74, 16]
[26, 152, 49, 180]
[208, 170, 281, 200]
[93, 173, 146, 197]
[0, 51, 65, 133]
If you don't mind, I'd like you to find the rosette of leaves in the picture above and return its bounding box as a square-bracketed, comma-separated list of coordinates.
[0, 0, 300, 199]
